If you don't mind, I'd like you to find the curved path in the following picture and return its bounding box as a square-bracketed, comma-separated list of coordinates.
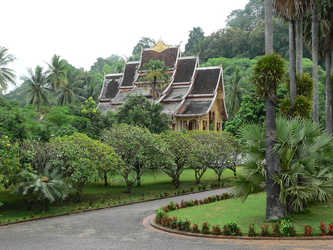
[0, 188, 332, 250]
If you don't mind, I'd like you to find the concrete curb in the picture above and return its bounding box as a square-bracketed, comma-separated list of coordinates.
[149, 214, 333, 240]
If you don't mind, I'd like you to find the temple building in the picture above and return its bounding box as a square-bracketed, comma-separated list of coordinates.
[98, 41, 228, 131]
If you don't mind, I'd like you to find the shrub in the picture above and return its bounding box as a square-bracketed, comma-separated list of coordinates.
[222, 221, 242, 236]
[177, 217, 191, 231]
[201, 222, 211, 234]
[192, 223, 200, 233]
[328, 223, 333, 236]
[319, 222, 327, 236]
[212, 224, 222, 235]
[271, 222, 282, 237]
[260, 223, 271, 237]
[303, 224, 314, 236]
[281, 219, 296, 237]
[248, 224, 257, 237]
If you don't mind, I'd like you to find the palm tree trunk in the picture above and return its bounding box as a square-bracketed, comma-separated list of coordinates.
[265, 0, 274, 54]
[289, 21, 297, 104]
[296, 17, 303, 74]
[265, 97, 286, 220]
[312, 0, 319, 122]
[325, 50, 332, 134]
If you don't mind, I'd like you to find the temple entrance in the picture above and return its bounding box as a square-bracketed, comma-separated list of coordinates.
[188, 119, 199, 130]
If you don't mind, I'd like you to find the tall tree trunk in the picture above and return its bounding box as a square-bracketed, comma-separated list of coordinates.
[325, 50, 332, 134]
[312, 0, 319, 122]
[289, 21, 297, 104]
[296, 17, 303, 74]
[265, 97, 286, 220]
[265, 0, 273, 54]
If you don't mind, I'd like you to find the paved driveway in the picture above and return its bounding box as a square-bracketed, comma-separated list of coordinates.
[0, 188, 332, 250]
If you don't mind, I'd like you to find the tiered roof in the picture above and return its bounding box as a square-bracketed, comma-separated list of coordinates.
[97, 41, 228, 121]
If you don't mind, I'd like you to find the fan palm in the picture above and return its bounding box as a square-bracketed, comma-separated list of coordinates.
[233, 117, 333, 215]
[21, 66, 51, 109]
[0, 47, 16, 93]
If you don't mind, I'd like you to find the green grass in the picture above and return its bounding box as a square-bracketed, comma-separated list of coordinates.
[167, 193, 333, 236]
[0, 169, 236, 224]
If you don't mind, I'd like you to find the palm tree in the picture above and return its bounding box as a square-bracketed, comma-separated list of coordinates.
[0, 47, 16, 93]
[56, 81, 80, 106]
[46, 54, 70, 90]
[234, 116, 333, 214]
[224, 68, 248, 118]
[273, 0, 312, 104]
[311, 0, 319, 122]
[252, 52, 287, 220]
[265, 0, 274, 53]
[143, 60, 170, 101]
[21, 66, 50, 109]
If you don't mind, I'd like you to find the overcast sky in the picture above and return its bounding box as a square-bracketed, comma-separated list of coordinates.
[2, 0, 249, 91]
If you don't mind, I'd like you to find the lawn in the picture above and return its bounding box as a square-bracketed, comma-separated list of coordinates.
[166, 192, 333, 236]
[0, 169, 236, 224]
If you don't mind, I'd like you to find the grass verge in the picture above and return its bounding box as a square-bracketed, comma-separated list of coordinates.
[166, 193, 333, 236]
[0, 169, 235, 224]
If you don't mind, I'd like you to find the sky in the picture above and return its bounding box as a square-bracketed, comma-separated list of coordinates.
[2, 0, 249, 91]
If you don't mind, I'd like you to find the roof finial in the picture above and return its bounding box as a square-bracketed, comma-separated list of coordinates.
[151, 40, 170, 53]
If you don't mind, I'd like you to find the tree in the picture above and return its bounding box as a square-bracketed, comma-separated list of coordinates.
[224, 67, 249, 118]
[0, 47, 16, 93]
[160, 131, 195, 188]
[102, 124, 172, 191]
[252, 52, 287, 220]
[143, 60, 170, 101]
[51, 133, 121, 201]
[116, 95, 171, 134]
[0, 134, 22, 189]
[132, 37, 156, 57]
[184, 27, 205, 56]
[46, 54, 70, 90]
[233, 116, 333, 214]
[21, 66, 51, 109]
[56, 82, 80, 106]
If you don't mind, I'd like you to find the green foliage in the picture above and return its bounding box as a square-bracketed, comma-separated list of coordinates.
[0, 135, 23, 189]
[51, 133, 121, 201]
[279, 73, 314, 119]
[102, 124, 173, 191]
[0, 47, 16, 93]
[251, 52, 287, 100]
[224, 93, 266, 135]
[233, 116, 333, 213]
[46, 54, 70, 90]
[15, 163, 72, 210]
[116, 95, 171, 134]
[184, 27, 205, 56]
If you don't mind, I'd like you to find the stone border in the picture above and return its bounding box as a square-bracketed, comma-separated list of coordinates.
[149, 214, 333, 240]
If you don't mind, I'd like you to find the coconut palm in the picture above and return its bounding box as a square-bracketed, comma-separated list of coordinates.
[251, 52, 287, 220]
[0, 47, 16, 93]
[46, 54, 70, 90]
[21, 65, 51, 109]
[56, 81, 80, 106]
[224, 67, 248, 118]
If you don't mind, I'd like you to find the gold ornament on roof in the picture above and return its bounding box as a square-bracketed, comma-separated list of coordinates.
[151, 40, 170, 53]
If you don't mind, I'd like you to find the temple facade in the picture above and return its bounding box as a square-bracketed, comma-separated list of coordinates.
[98, 41, 228, 131]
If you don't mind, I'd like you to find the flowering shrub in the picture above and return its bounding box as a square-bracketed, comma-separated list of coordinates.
[328, 223, 333, 236]
[222, 221, 242, 236]
[319, 222, 326, 236]
[201, 222, 211, 234]
[271, 222, 282, 237]
[303, 224, 314, 236]
[177, 217, 191, 231]
[260, 223, 271, 237]
[212, 224, 222, 235]
[247, 224, 257, 237]
[192, 223, 200, 233]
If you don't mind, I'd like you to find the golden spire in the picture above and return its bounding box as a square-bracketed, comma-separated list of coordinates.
[151, 40, 170, 53]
